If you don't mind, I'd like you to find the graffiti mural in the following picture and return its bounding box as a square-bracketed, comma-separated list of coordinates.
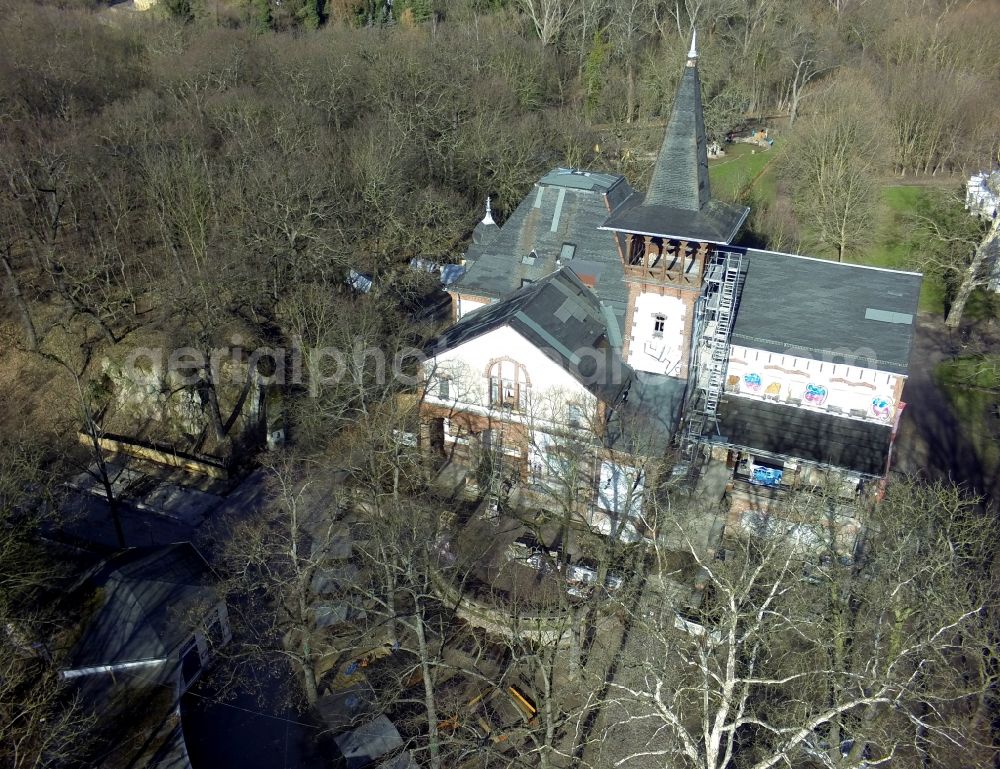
[803, 383, 828, 406]
[750, 466, 783, 487]
[743, 372, 763, 393]
[870, 395, 893, 421]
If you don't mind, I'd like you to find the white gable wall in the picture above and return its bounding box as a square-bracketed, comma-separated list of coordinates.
[424, 325, 599, 428]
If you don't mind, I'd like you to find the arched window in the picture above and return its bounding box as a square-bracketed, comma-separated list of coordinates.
[487, 359, 530, 411]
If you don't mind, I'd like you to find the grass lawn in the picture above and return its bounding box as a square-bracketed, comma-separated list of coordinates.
[935, 355, 1000, 482]
[843, 185, 947, 313]
[708, 140, 782, 204]
[710, 146, 966, 317]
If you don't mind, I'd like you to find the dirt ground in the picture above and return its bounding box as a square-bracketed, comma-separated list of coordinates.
[894, 312, 1000, 503]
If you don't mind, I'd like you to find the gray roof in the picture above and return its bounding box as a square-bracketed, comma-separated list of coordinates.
[600, 59, 748, 244]
[430, 267, 633, 405]
[648, 62, 710, 211]
[731, 250, 923, 375]
[458, 168, 633, 327]
[472, 218, 500, 247]
[69, 543, 215, 668]
[716, 397, 893, 476]
[144, 726, 192, 769]
[601, 196, 749, 244]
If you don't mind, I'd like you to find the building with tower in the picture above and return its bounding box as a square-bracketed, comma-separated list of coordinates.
[418, 35, 921, 546]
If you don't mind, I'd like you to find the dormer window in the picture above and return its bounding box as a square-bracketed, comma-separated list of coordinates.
[522, 250, 538, 266]
[560, 243, 576, 261]
[653, 314, 666, 336]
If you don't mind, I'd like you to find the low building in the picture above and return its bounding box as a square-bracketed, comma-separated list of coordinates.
[60, 542, 230, 694]
[703, 249, 920, 484]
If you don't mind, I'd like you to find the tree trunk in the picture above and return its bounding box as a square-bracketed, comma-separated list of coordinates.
[945, 218, 999, 329]
[567, 610, 582, 682]
[384, 558, 400, 648]
[1, 253, 38, 351]
[414, 603, 442, 769]
[300, 638, 319, 705]
[199, 362, 228, 441]
[626, 63, 636, 124]
[80, 391, 126, 549]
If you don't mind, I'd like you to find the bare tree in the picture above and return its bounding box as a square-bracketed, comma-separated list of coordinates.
[608, 0, 655, 124]
[782, 80, 885, 262]
[910, 186, 1000, 329]
[602, 478, 998, 769]
[0, 436, 95, 769]
[779, 4, 838, 126]
[517, 0, 582, 46]
[213, 452, 354, 707]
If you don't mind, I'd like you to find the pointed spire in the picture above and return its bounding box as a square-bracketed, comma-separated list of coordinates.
[472, 195, 500, 246]
[645, 34, 710, 211]
[600, 29, 749, 244]
[687, 29, 697, 65]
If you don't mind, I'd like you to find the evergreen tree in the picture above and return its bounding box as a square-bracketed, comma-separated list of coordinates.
[251, 0, 271, 33]
[301, 0, 323, 29]
[584, 31, 608, 119]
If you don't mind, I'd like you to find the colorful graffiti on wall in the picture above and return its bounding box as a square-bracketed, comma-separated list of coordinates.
[750, 466, 783, 487]
[870, 395, 893, 421]
[803, 383, 828, 406]
[743, 372, 763, 393]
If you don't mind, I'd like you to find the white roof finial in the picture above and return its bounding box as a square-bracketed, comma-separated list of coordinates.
[482, 196, 495, 226]
[687, 29, 698, 63]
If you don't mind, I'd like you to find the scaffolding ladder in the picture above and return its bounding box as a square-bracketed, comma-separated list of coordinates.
[702, 251, 743, 421]
[685, 250, 744, 444]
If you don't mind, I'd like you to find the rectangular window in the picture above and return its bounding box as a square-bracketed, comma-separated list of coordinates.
[567, 404, 583, 428]
[490, 376, 500, 405]
[438, 376, 450, 400]
[502, 379, 515, 403]
[560, 243, 576, 261]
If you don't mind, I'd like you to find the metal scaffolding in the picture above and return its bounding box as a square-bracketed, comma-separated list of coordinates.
[684, 248, 745, 444]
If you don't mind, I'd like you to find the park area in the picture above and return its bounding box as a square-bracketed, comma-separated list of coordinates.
[708, 138, 991, 313]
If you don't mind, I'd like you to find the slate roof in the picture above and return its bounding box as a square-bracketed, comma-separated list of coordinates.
[601, 197, 749, 244]
[429, 267, 633, 404]
[730, 250, 923, 375]
[457, 168, 633, 328]
[716, 397, 893, 476]
[648, 61, 711, 211]
[69, 543, 215, 668]
[600, 58, 748, 244]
